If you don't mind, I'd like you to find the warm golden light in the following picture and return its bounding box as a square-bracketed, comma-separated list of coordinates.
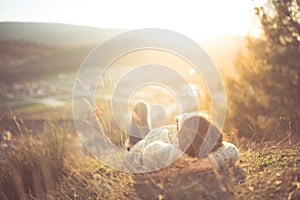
[0, 0, 259, 39]
[188, 68, 195, 76]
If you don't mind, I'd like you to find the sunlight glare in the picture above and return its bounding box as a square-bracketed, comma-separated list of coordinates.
[188, 68, 195, 76]
[0, 0, 259, 39]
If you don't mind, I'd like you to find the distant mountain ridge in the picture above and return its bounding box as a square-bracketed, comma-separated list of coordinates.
[0, 40, 93, 83]
[0, 22, 123, 46]
[0, 22, 244, 84]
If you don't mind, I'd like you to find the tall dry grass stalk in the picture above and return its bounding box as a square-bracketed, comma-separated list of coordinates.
[0, 119, 74, 199]
[0, 116, 133, 199]
[94, 100, 128, 148]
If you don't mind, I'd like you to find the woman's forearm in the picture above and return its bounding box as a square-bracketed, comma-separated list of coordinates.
[207, 141, 239, 170]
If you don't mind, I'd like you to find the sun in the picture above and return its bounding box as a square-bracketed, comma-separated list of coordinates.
[188, 68, 196, 76]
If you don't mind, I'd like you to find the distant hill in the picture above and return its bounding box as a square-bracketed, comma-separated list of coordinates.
[0, 40, 93, 83]
[0, 22, 245, 84]
[0, 22, 123, 46]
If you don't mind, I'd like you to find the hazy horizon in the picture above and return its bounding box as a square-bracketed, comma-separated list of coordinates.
[0, 0, 263, 40]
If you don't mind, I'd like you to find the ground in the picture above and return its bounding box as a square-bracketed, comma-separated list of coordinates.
[125, 147, 300, 200]
[0, 117, 299, 200]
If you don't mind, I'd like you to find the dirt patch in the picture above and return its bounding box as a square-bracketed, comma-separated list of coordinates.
[130, 156, 243, 200]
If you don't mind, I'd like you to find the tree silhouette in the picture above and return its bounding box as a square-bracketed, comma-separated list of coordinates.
[226, 0, 300, 142]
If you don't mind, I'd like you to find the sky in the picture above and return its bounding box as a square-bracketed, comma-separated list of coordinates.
[0, 0, 263, 40]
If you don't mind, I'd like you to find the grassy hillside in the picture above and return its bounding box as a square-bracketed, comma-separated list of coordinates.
[0, 120, 299, 199]
[0, 22, 243, 78]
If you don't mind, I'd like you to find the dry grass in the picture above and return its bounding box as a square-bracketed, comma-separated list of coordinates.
[0, 120, 133, 200]
[234, 147, 300, 200]
[0, 116, 299, 200]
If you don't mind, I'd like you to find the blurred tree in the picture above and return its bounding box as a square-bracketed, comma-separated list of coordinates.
[225, 0, 300, 142]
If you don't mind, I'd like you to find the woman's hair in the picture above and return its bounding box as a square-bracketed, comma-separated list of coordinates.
[131, 100, 150, 127]
[177, 115, 223, 158]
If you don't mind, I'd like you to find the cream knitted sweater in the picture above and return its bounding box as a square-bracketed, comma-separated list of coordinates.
[126, 126, 239, 170]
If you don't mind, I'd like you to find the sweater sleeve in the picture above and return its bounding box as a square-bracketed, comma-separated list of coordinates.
[207, 141, 239, 170]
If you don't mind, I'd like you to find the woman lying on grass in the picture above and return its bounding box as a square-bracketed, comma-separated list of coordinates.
[126, 112, 239, 171]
